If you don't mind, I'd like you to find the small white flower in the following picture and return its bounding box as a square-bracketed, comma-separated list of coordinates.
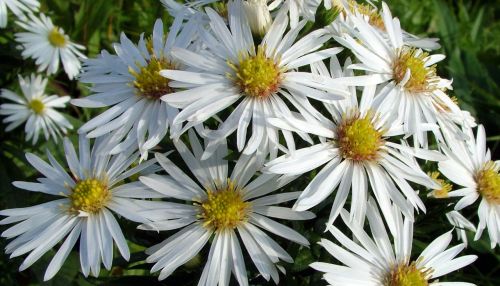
[0, 74, 72, 143]
[0, 0, 39, 28]
[139, 131, 314, 284]
[0, 135, 162, 281]
[73, 17, 199, 160]
[161, 1, 345, 161]
[439, 125, 500, 248]
[331, 2, 454, 146]
[311, 199, 478, 286]
[15, 13, 86, 79]
[264, 57, 445, 230]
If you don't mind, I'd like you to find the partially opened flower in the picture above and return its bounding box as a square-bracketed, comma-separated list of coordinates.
[15, 13, 86, 79]
[161, 0, 345, 161]
[0, 74, 72, 143]
[0, 0, 39, 28]
[138, 131, 314, 284]
[0, 135, 162, 280]
[311, 199, 477, 285]
[73, 17, 198, 160]
[439, 125, 500, 248]
[265, 58, 443, 231]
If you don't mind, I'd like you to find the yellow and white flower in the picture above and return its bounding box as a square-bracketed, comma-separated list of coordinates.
[15, 13, 86, 79]
[139, 131, 314, 284]
[0, 74, 72, 143]
[0, 135, 162, 280]
[264, 58, 445, 230]
[73, 17, 198, 160]
[161, 1, 345, 161]
[439, 125, 500, 248]
[312, 199, 477, 286]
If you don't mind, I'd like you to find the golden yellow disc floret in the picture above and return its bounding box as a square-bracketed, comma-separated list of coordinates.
[393, 47, 437, 93]
[48, 27, 67, 48]
[429, 171, 453, 198]
[476, 161, 500, 204]
[28, 99, 45, 115]
[336, 113, 384, 162]
[199, 180, 249, 231]
[384, 262, 431, 286]
[130, 56, 175, 99]
[69, 179, 110, 214]
[228, 46, 281, 99]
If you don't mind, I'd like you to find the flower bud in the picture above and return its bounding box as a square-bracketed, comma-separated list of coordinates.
[243, 0, 272, 37]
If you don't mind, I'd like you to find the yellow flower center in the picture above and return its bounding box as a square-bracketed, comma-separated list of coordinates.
[385, 262, 431, 286]
[48, 27, 67, 48]
[476, 162, 500, 204]
[228, 46, 281, 98]
[429, 171, 452, 198]
[199, 180, 249, 231]
[29, 99, 45, 115]
[336, 113, 383, 162]
[129, 56, 175, 99]
[393, 47, 437, 93]
[69, 179, 111, 214]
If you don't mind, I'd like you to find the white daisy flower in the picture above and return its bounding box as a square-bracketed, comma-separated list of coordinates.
[439, 124, 500, 248]
[326, 2, 455, 146]
[73, 17, 198, 160]
[0, 74, 72, 144]
[161, 1, 346, 161]
[311, 198, 478, 286]
[0, 134, 162, 281]
[264, 57, 444, 231]
[0, 0, 39, 28]
[139, 131, 314, 284]
[15, 13, 86, 79]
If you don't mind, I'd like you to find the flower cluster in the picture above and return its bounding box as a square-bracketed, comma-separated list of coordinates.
[0, 0, 497, 285]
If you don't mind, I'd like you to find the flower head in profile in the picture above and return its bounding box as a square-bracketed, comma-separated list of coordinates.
[15, 13, 86, 79]
[0, 135, 162, 280]
[138, 130, 314, 284]
[0, 74, 72, 143]
[439, 125, 500, 248]
[0, 0, 39, 28]
[311, 198, 477, 286]
[73, 17, 198, 160]
[265, 57, 444, 231]
[161, 1, 346, 161]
